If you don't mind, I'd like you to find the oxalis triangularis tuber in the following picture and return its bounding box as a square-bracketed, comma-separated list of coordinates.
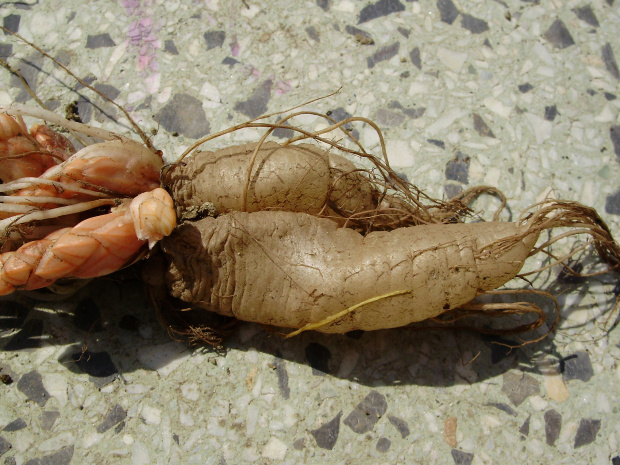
[0, 28, 618, 347]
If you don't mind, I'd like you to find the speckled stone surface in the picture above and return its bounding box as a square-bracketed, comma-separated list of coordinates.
[1, 1, 620, 464]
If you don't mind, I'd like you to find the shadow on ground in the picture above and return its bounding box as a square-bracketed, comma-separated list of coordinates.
[1, 263, 617, 391]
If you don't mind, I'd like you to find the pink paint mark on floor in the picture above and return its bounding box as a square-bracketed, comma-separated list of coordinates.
[123, 0, 162, 93]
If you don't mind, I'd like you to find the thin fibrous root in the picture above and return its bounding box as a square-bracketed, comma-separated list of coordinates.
[0, 103, 134, 143]
[419, 289, 561, 347]
[482, 201, 620, 272]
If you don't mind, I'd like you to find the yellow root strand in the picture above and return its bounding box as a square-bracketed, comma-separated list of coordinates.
[285, 289, 411, 338]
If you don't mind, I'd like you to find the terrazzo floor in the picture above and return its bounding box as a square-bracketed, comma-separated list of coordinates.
[1, 0, 620, 464]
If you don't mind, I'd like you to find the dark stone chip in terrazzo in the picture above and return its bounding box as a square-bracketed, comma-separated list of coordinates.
[94, 83, 121, 101]
[472, 114, 495, 138]
[607, 0, 614, 6]
[17, 371, 49, 407]
[519, 415, 531, 438]
[70, 350, 118, 388]
[204, 31, 225, 50]
[305, 342, 331, 375]
[316, 0, 330, 11]
[388, 415, 410, 438]
[358, 0, 405, 24]
[24, 445, 74, 465]
[114, 421, 125, 434]
[445, 152, 470, 183]
[544, 105, 558, 121]
[544, 409, 562, 446]
[221, 57, 239, 67]
[326, 107, 360, 140]
[4, 319, 43, 350]
[403, 107, 426, 119]
[164, 39, 179, 55]
[3, 419, 26, 432]
[97, 404, 127, 433]
[306, 26, 320, 42]
[310, 411, 342, 450]
[234, 79, 273, 119]
[0, 44, 12, 58]
[157, 93, 210, 138]
[132, 95, 153, 111]
[375, 108, 405, 127]
[451, 449, 474, 465]
[43, 100, 60, 112]
[437, 0, 459, 24]
[74, 75, 96, 90]
[293, 438, 305, 450]
[3, 14, 20, 34]
[397, 27, 410, 38]
[0, 437, 11, 456]
[344, 390, 387, 434]
[605, 92, 617, 101]
[271, 120, 294, 139]
[428, 139, 445, 148]
[461, 14, 489, 34]
[85, 33, 115, 49]
[444, 183, 462, 198]
[612, 456, 620, 465]
[0, 436, 13, 454]
[376, 437, 391, 452]
[367, 42, 400, 68]
[0, 301, 30, 332]
[518, 83, 533, 93]
[273, 356, 290, 399]
[574, 418, 601, 448]
[11, 55, 43, 103]
[409, 46, 421, 69]
[328, 107, 352, 122]
[485, 402, 517, 416]
[73, 298, 103, 332]
[543, 19, 575, 49]
[605, 189, 620, 215]
[587, 89, 597, 96]
[75, 98, 93, 124]
[610, 126, 620, 161]
[39, 411, 60, 431]
[602, 43, 620, 80]
[501, 371, 540, 407]
[572, 5, 600, 27]
[345, 25, 374, 44]
[560, 351, 594, 382]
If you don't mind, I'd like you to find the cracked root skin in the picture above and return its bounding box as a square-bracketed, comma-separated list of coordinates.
[161, 211, 538, 333]
[165, 142, 383, 221]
